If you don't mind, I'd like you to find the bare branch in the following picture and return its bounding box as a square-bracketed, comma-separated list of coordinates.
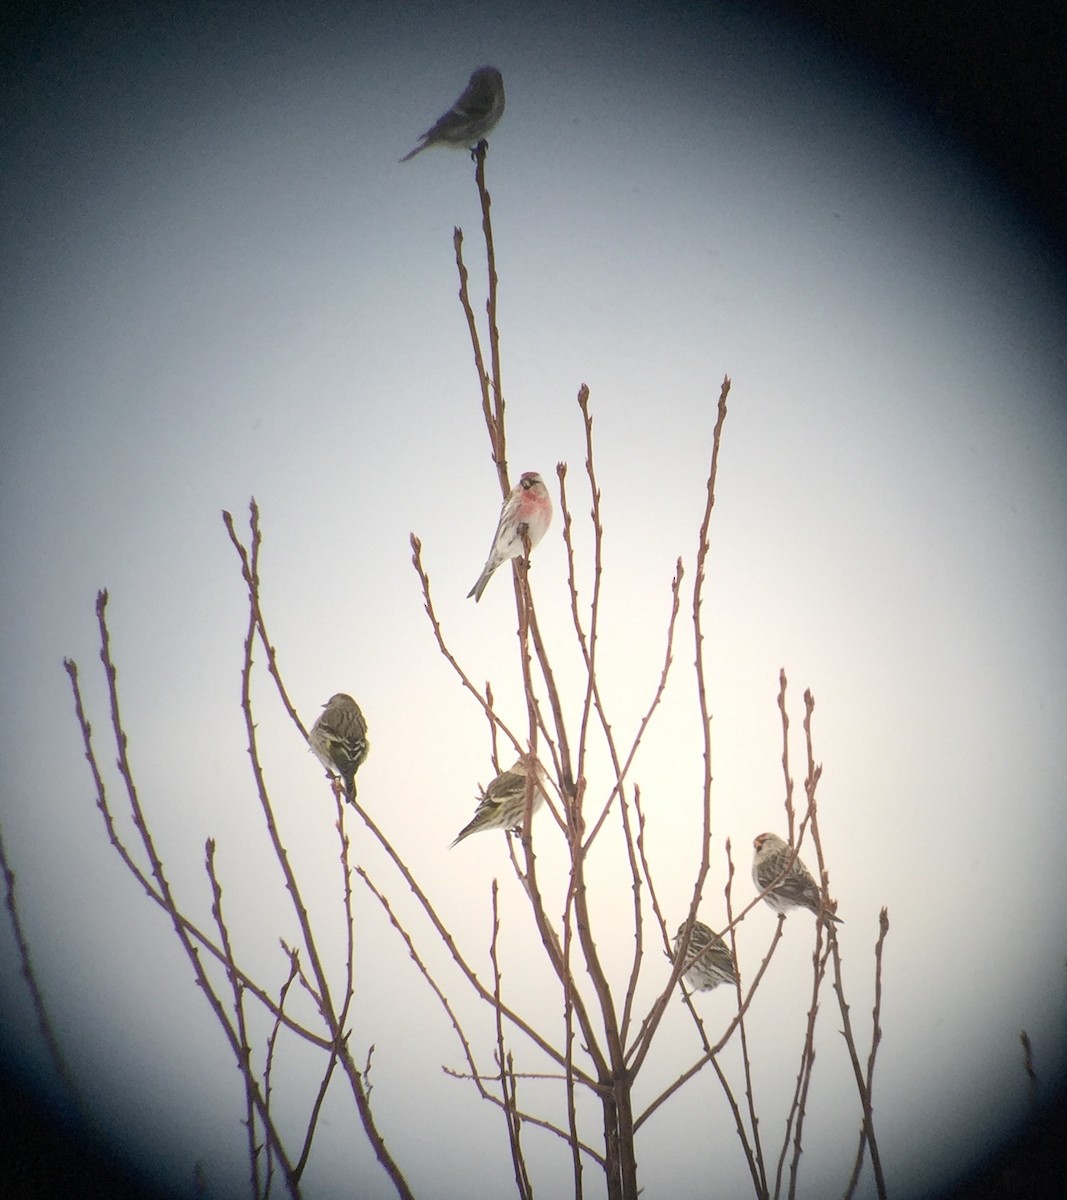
[633, 914, 784, 1131]
[0, 824, 81, 1106]
[227, 507, 413, 1200]
[1020, 1028, 1039, 1105]
[845, 908, 891, 1200]
[222, 502, 306, 739]
[205, 839, 264, 1197]
[63, 654, 322, 1045]
[409, 534, 525, 761]
[625, 380, 731, 1079]
[473, 144, 506, 490]
[453, 227, 500, 473]
[491, 883, 533, 1200]
[69, 593, 304, 1196]
[348, 794, 592, 1084]
[801, 691, 886, 1200]
[724, 843, 770, 1199]
[356, 865, 491, 1111]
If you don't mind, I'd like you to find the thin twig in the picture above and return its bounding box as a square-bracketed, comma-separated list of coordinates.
[227, 508, 412, 1200]
[845, 908, 890, 1199]
[360, 865, 603, 1166]
[268, 950, 300, 1186]
[491, 883, 533, 1200]
[779, 931, 830, 1200]
[633, 916, 785, 1131]
[222, 503, 306, 739]
[349, 794, 592, 1083]
[724, 843, 769, 1200]
[72, 594, 303, 1196]
[293, 797, 357, 1182]
[473, 144, 507, 491]
[453, 227, 500, 472]
[409, 535, 527, 761]
[625, 379, 731, 1081]
[0, 824, 81, 1106]
[63, 654, 324, 1046]
[660, 844, 768, 1200]
[1020, 1029, 1039, 1106]
[562, 868, 584, 1199]
[777, 672, 794, 844]
[801, 690, 886, 1200]
[205, 839, 263, 1198]
[356, 866, 486, 1098]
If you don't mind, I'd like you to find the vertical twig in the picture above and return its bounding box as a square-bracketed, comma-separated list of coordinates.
[205, 839, 263, 1198]
[561, 885, 584, 1200]
[801, 690, 886, 1200]
[0, 825, 81, 1107]
[268, 951, 301, 1186]
[491, 882, 533, 1200]
[780, 933, 831, 1200]
[844, 908, 890, 1199]
[473, 144, 506, 490]
[226, 509, 413, 1200]
[1019, 1029, 1039, 1108]
[777, 671, 795, 839]
[626, 379, 731, 1080]
[723, 843, 770, 1200]
[292, 794, 356, 1182]
[826, 923, 886, 1200]
[63, 657, 323, 1041]
[454, 227, 503, 479]
[77, 594, 304, 1196]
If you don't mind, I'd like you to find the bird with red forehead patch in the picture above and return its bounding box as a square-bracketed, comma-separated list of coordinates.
[467, 471, 553, 602]
[752, 831, 842, 923]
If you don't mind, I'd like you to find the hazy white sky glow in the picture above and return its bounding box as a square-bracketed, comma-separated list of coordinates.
[2, 3, 1066, 1199]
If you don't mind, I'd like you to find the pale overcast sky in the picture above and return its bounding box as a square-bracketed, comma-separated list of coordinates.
[2, 2, 1065, 1199]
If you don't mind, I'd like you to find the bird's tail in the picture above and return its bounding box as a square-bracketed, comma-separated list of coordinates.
[467, 567, 492, 602]
[450, 822, 477, 848]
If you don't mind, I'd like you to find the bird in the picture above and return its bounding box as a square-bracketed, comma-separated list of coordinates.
[467, 471, 553, 601]
[400, 66, 506, 162]
[673, 921, 738, 992]
[752, 832, 842, 923]
[451, 758, 545, 846]
[308, 693, 369, 804]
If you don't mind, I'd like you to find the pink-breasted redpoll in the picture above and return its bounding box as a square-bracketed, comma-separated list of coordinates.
[674, 921, 738, 992]
[308, 693, 369, 803]
[752, 832, 841, 923]
[451, 758, 546, 846]
[400, 66, 506, 162]
[467, 471, 553, 602]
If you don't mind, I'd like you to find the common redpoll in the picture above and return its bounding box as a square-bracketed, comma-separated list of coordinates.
[467, 471, 553, 602]
[752, 832, 842, 923]
[308, 693, 369, 804]
[450, 758, 546, 846]
[400, 66, 506, 162]
[674, 921, 738, 992]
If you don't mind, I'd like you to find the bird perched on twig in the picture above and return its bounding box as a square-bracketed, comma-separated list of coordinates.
[752, 831, 841, 923]
[673, 921, 738, 992]
[467, 471, 553, 602]
[308, 693, 369, 804]
[451, 758, 546, 846]
[400, 66, 506, 162]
